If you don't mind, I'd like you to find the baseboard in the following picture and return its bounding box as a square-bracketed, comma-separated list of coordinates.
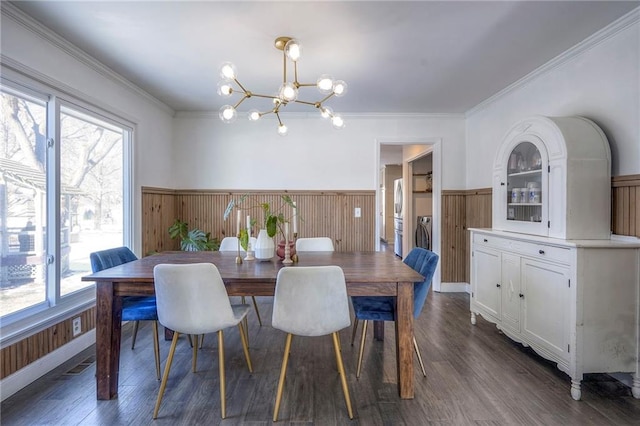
[0, 329, 96, 402]
[438, 282, 470, 293]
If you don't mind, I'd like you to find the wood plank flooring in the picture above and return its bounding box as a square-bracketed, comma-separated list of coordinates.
[2, 291, 639, 425]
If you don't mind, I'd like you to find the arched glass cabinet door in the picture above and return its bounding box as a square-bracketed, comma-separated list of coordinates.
[506, 141, 543, 223]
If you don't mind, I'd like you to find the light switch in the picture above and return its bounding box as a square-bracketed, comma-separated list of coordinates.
[354, 207, 361, 218]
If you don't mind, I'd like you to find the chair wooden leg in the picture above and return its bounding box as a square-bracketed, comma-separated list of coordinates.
[241, 297, 250, 347]
[153, 331, 180, 419]
[332, 332, 354, 419]
[131, 320, 140, 350]
[187, 334, 193, 347]
[251, 296, 263, 326]
[273, 333, 293, 422]
[356, 320, 369, 379]
[238, 323, 253, 373]
[350, 318, 359, 346]
[152, 321, 160, 380]
[192, 335, 198, 373]
[218, 330, 226, 419]
[413, 336, 427, 378]
[199, 334, 205, 349]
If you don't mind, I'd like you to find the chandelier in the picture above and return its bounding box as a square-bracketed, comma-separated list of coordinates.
[217, 36, 347, 136]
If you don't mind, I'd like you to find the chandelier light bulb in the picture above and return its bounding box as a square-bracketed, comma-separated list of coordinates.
[219, 105, 237, 123]
[248, 109, 261, 121]
[217, 81, 233, 97]
[333, 80, 348, 97]
[331, 115, 345, 129]
[279, 82, 299, 102]
[317, 74, 334, 94]
[320, 106, 333, 119]
[284, 39, 302, 61]
[277, 124, 289, 136]
[219, 62, 237, 80]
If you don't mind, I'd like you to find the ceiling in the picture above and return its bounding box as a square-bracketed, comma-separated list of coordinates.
[8, 1, 638, 114]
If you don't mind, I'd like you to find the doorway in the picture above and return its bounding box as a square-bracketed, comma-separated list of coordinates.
[376, 138, 442, 292]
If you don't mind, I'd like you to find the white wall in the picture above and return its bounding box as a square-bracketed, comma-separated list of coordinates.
[173, 113, 465, 190]
[465, 11, 640, 188]
[1, 6, 175, 253]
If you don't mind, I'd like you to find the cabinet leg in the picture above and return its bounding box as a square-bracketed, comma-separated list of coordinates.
[470, 312, 477, 325]
[570, 379, 581, 400]
[632, 374, 640, 399]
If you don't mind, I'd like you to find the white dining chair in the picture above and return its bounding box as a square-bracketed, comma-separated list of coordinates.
[219, 236, 262, 326]
[295, 237, 335, 252]
[152, 263, 253, 420]
[218, 236, 258, 252]
[271, 266, 353, 421]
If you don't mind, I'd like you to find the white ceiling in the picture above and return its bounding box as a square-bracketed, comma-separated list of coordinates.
[8, 1, 638, 114]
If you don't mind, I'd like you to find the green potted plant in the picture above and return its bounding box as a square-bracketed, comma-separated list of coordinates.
[224, 194, 297, 259]
[168, 219, 219, 251]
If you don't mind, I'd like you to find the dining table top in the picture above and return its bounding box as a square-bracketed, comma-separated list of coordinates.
[83, 250, 424, 287]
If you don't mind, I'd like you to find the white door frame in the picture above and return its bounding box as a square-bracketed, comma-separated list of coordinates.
[375, 137, 442, 292]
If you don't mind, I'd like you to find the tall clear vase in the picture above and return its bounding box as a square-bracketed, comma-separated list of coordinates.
[254, 229, 275, 261]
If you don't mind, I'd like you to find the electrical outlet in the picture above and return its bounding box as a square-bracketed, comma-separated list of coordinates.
[72, 317, 82, 337]
[354, 207, 361, 218]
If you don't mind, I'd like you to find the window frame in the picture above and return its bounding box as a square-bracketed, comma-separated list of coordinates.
[0, 66, 134, 347]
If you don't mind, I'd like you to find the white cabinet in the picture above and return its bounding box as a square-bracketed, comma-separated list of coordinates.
[492, 116, 611, 239]
[470, 229, 640, 400]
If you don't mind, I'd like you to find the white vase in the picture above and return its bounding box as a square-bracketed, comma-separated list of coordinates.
[254, 229, 275, 261]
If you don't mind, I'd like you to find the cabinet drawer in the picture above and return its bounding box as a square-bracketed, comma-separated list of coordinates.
[473, 234, 571, 264]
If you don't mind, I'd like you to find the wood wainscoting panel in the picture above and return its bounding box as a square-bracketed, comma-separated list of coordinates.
[141, 187, 179, 255]
[0, 307, 96, 379]
[464, 188, 493, 282]
[441, 191, 468, 283]
[612, 175, 640, 238]
[142, 189, 376, 253]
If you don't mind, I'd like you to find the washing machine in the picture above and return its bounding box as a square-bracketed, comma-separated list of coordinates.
[415, 216, 431, 250]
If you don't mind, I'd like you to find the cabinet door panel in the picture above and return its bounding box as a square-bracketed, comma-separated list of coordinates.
[472, 247, 501, 322]
[501, 253, 521, 333]
[521, 259, 569, 360]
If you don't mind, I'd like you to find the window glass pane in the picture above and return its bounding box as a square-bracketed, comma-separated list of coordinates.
[0, 90, 48, 316]
[59, 106, 124, 297]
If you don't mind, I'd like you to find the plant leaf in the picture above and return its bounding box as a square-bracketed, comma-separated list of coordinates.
[239, 229, 249, 251]
[223, 199, 235, 221]
[266, 215, 278, 237]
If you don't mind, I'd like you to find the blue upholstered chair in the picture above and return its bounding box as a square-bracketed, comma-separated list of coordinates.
[89, 246, 160, 380]
[350, 247, 439, 378]
[152, 263, 253, 419]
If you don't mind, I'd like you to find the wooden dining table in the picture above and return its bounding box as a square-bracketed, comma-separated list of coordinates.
[82, 250, 424, 400]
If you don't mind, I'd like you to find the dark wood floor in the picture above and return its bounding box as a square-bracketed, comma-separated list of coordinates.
[2, 291, 639, 425]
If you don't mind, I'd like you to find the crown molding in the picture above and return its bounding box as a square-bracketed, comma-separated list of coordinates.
[466, 6, 640, 117]
[175, 110, 465, 120]
[1, 2, 175, 116]
[1, 54, 141, 126]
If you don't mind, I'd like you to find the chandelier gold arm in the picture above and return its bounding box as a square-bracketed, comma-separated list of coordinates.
[233, 95, 249, 109]
[275, 111, 284, 126]
[283, 51, 287, 84]
[318, 92, 335, 104]
[293, 99, 316, 107]
[234, 78, 249, 94]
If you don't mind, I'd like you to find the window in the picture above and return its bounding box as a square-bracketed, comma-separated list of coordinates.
[0, 73, 132, 331]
